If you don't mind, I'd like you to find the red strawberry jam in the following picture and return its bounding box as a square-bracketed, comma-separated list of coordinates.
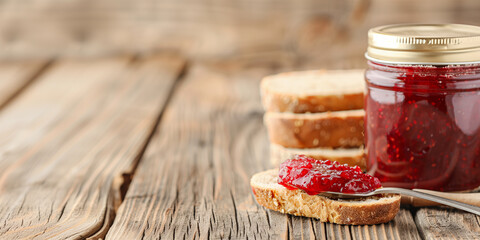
[278, 155, 382, 194]
[365, 23, 480, 192]
[366, 61, 480, 191]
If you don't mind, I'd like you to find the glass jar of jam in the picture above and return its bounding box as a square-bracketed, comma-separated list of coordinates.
[365, 24, 480, 192]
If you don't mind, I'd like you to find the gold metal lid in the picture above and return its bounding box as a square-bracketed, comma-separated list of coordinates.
[366, 24, 480, 64]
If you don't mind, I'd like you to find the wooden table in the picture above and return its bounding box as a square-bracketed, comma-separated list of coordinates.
[0, 53, 479, 240]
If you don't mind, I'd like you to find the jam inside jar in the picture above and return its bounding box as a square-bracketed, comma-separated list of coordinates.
[365, 61, 480, 191]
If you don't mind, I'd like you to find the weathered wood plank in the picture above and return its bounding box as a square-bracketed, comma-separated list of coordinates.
[0, 60, 50, 109]
[106, 57, 422, 239]
[325, 222, 352, 240]
[415, 207, 480, 240]
[0, 54, 185, 239]
[350, 209, 421, 240]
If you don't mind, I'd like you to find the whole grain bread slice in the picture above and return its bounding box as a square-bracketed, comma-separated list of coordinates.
[261, 70, 365, 113]
[251, 170, 400, 225]
[264, 110, 364, 149]
[270, 143, 366, 170]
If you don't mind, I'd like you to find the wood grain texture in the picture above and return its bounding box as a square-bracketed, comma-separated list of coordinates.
[325, 222, 351, 240]
[0, 54, 185, 239]
[106, 57, 422, 239]
[0, 60, 50, 109]
[106, 58, 282, 239]
[350, 209, 421, 240]
[0, 0, 479, 60]
[415, 207, 480, 240]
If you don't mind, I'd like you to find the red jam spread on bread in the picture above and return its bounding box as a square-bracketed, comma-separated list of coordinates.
[366, 62, 480, 191]
[278, 155, 381, 194]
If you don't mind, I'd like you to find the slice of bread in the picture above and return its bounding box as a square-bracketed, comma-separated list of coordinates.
[264, 110, 364, 149]
[270, 143, 366, 170]
[251, 170, 401, 225]
[261, 70, 365, 113]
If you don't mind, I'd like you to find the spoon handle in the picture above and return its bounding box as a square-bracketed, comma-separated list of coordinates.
[379, 188, 480, 216]
[403, 189, 480, 207]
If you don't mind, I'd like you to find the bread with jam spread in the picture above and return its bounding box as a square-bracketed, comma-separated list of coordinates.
[251, 170, 401, 225]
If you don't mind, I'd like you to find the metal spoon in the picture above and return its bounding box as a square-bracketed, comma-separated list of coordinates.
[318, 187, 480, 216]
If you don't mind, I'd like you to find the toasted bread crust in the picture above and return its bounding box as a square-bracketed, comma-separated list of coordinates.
[251, 170, 400, 225]
[269, 143, 366, 170]
[264, 110, 364, 149]
[260, 70, 365, 113]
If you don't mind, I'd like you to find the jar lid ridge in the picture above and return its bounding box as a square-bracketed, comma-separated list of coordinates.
[367, 24, 480, 64]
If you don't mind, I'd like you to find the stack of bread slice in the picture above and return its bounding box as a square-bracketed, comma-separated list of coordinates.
[251, 70, 401, 225]
[261, 70, 366, 169]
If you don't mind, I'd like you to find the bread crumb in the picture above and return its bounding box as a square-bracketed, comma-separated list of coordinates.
[273, 198, 279, 207]
[294, 120, 304, 127]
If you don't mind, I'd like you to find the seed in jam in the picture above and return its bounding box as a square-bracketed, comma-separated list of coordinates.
[278, 155, 382, 194]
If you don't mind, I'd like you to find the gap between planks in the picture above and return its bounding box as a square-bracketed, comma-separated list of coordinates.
[95, 55, 189, 238]
[0, 59, 54, 110]
[116, 57, 189, 204]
